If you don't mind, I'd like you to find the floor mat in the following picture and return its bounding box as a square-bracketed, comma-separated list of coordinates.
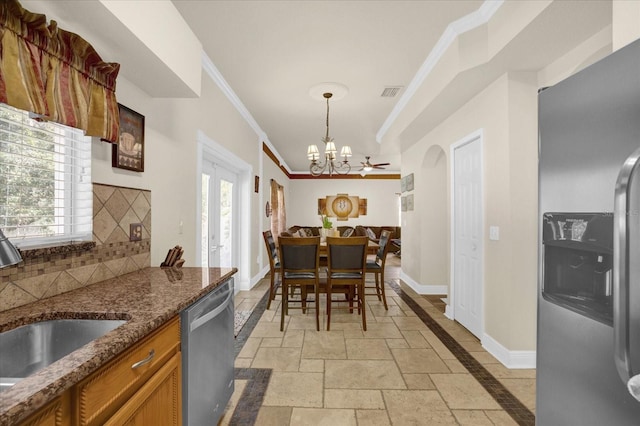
[234, 310, 252, 336]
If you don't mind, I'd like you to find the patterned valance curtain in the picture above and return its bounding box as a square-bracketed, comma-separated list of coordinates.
[270, 179, 286, 238]
[0, 0, 120, 141]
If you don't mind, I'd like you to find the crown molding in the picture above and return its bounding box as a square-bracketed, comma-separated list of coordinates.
[202, 51, 293, 174]
[376, 0, 504, 143]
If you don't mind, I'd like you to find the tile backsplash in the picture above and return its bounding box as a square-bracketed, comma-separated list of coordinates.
[0, 183, 151, 312]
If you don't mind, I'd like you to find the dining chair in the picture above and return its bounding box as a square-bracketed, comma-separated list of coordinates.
[325, 236, 368, 331]
[365, 230, 392, 310]
[277, 236, 322, 331]
[262, 230, 282, 310]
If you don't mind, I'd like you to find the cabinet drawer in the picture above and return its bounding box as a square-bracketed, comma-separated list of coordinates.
[105, 352, 181, 426]
[74, 318, 180, 426]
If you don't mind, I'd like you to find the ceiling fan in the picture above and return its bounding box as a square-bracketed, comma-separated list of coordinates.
[359, 156, 390, 172]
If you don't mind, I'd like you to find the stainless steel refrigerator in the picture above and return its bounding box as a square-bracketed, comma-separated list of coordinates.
[538, 38, 640, 425]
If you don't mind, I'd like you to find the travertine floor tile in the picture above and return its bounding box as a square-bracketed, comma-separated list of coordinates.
[383, 390, 456, 424]
[484, 410, 520, 425]
[391, 348, 450, 373]
[359, 322, 403, 339]
[369, 305, 405, 317]
[282, 329, 305, 347]
[255, 406, 293, 426]
[392, 316, 429, 331]
[356, 409, 391, 426]
[484, 363, 537, 379]
[346, 338, 393, 360]
[263, 372, 324, 407]
[251, 347, 301, 371]
[290, 408, 357, 426]
[325, 360, 406, 389]
[227, 266, 535, 425]
[385, 338, 409, 349]
[420, 329, 457, 360]
[403, 373, 436, 390]
[499, 378, 536, 411]
[234, 357, 252, 368]
[300, 359, 324, 372]
[251, 321, 286, 338]
[401, 330, 430, 348]
[260, 337, 283, 347]
[430, 373, 501, 410]
[452, 409, 494, 425]
[324, 389, 385, 409]
[238, 337, 261, 358]
[302, 330, 347, 359]
[444, 358, 468, 373]
[470, 350, 501, 365]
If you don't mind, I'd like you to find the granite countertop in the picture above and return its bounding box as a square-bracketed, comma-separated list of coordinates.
[0, 266, 237, 425]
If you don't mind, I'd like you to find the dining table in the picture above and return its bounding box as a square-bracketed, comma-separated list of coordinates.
[319, 239, 379, 255]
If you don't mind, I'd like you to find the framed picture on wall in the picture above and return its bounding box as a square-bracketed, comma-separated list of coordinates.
[112, 104, 145, 172]
[406, 173, 414, 191]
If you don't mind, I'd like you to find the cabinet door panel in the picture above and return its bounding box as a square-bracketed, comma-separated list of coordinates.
[105, 352, 182, 426]
[75, 318, 180, 426]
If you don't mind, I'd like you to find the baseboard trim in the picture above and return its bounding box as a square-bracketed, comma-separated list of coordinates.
[247, 266, 270, 292]
[399, 270, 448, 295]
[444, 304, 454, 320]
[482, 333, 536, 369]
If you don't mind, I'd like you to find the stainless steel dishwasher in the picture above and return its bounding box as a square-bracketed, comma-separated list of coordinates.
[181, 277, 234, 425]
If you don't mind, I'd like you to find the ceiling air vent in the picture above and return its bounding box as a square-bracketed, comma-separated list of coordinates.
[380, 86, 403, 97]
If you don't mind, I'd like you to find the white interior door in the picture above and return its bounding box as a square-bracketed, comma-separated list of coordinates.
[452, 135, 483, 338]
[201, 162, 237, 268]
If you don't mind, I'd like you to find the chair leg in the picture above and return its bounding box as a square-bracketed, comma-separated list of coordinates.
[315, 284, 320, 331]
[379, 270, 388, 310]
[301, 286, 308, 314]
[280, 282, 287, 331]
[374, 273, 382, 301]
[326, 282, 332, 331]
[267, 272, 275, 310]
[359, 281, 367, 331]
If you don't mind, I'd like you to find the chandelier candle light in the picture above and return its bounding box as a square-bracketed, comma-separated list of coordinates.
[308, 92, 352, 176]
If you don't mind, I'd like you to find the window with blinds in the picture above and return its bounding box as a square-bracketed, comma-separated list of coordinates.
[0, 103, 92, 248]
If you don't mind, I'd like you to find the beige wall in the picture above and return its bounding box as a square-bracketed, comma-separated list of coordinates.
[402, 72, 539, 351]
[93, 75, 260, 277]
[287, 178, 400, 228]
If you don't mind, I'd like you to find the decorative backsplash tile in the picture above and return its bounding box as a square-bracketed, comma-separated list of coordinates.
[0, 183, 151, 312]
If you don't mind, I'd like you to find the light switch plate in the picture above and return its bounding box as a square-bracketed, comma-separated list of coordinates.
[489, 226, 500, 241]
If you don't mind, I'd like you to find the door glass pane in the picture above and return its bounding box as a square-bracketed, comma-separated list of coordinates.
[201, 173, 210, 267]
[219, 179, 233, 267]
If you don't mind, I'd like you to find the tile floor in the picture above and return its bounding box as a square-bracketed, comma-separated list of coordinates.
[223, 258, 536, 425]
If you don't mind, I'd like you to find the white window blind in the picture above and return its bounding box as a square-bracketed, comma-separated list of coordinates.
[0, 103, 92, 248]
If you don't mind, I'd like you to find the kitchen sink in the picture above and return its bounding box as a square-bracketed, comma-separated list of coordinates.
[0, 319, 126, 392]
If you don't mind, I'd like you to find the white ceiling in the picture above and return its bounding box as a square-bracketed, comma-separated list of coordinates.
[172, 0, 486, 173]
[22, 0, 613, 175]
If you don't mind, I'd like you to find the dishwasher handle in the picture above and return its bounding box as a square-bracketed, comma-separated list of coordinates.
[190, 286, 233, 333]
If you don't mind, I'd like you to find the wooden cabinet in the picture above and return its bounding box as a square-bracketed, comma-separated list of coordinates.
[17, 317, 181, 426]
[104, 352, 181, 425]
[73, 317, 181, 426]
[18, 393, 71, 426]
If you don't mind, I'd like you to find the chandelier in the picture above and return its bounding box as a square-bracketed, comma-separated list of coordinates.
[307, 92, 352, 176]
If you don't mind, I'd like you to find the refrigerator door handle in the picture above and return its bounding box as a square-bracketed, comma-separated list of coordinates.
[614, 145, 640, 388]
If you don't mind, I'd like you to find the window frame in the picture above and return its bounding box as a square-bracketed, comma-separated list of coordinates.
[0, 103, 93, 249]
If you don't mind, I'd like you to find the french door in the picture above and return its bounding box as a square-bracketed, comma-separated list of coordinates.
[201, 162, 238, 268]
